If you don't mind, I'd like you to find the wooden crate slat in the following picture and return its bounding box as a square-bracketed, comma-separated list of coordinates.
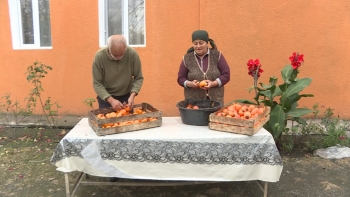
[88, 103, 162, 136]
[208, 102, 270, 136]
[88, 118, 162, 136]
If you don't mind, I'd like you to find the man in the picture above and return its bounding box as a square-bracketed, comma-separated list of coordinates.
[92, 35, 144, 111]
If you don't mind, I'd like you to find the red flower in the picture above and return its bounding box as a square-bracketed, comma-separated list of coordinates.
[247, 59, 263, 77]
[289, 52, 304, 70]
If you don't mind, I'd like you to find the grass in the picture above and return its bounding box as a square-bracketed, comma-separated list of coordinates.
[0, 127, 76, 197]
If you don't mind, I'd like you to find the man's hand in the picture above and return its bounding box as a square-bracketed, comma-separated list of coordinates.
[106, 97, 124, 111]
[127, 92, 137, 109]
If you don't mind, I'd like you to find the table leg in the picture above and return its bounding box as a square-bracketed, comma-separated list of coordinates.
[256, 181, 268, 197]
[64, 173, 70, 197]
[70, 172, 85, 197]
[64, 172, 85, 197]
[264, 182, 268, 197]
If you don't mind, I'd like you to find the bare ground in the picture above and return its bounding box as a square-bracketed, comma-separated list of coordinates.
[0, 127, 349, 197]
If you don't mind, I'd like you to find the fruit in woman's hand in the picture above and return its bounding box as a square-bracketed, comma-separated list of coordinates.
[199, 81, 208, 88]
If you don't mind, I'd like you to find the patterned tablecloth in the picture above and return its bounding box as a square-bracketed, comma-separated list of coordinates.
[51, 117, 283, 182]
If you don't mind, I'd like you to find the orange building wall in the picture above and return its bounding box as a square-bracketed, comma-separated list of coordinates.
[1, 0, 350, 119]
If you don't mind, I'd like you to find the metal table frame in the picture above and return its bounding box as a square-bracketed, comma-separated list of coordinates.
[64, 172, 269, 197]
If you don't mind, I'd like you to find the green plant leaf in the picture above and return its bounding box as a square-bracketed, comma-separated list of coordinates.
[279, 83, 287, 92]
[300, 94, 314, 98]
[258, 90, 272, 100]
[269, 76, 278, 86]
[272, 86, 282, 97]
[281, 64, 293, 81]
[26, 75, 34, 81]
[286, 108, 313, 117]
[282, 93, 301, 110]
[247, 86, 255, 93]
[260, 83, 271, 89]
[266, 105, 285, 139]
[233, 99, 257, 105]
[285, 78, 312, 97]
[294, 117, 307, 125]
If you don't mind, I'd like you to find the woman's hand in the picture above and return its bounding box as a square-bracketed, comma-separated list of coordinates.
[187, 80, 200, 88]
[201, 80, 218, 90]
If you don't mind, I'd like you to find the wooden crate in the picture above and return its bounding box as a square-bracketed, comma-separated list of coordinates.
[209, 102, 270, 136]
[88, 103, 162, 136]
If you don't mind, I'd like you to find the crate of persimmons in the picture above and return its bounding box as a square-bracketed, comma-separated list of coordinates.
[209, 102, 270, 136]
[88, 102, 162, 136]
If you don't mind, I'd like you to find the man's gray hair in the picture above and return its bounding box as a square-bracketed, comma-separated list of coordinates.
[107, 35, 127, 50]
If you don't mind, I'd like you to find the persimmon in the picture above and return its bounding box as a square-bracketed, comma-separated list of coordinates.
[124, 106, 130, 112]
[251, 108, 258, 115]
[227, 105, 235, 112]
[228, 111, 235, 117]
[199, 80, 208, 88]
[140, 118, 147, 123]
[235, 104, 242, 111]
[257, 108, 264, 114]
[97, 114, 105, 119]
[248, 105, 256, 111]
[134, 108, 144, 114]
[150, 117, 158, 121]
[192, 105, 199, 109]
[241, 105, 249, 112]
[187, 104, 194, 109]
[244, 111, 251, 119]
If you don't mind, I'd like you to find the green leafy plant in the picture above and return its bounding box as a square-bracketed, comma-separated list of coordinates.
[236, 52, 314, 140]
[303, 107, 350, 151]
[0, 93, 33, 126]
[83, 97, 96, 110]
[25, 61, 61, 128]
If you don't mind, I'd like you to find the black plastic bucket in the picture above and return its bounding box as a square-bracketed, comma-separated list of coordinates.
[176, 99, 221, 126]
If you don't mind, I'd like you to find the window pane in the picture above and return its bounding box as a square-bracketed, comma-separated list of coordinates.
[20, 0, 34, 44]
[39, 0, 52, 47]
[128, 0, 144, 45]
[107, 0, 123, 37]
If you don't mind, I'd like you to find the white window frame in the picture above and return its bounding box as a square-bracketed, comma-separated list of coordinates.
[8, 0, 52, 50]
[98, 0, 146, 47]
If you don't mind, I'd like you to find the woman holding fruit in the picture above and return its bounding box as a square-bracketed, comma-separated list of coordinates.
[177, 30, 230, 106]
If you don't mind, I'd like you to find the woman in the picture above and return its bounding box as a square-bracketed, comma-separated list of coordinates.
[177, 30, 230, 106]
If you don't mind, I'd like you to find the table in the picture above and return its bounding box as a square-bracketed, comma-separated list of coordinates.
[51, 117, 283, 197]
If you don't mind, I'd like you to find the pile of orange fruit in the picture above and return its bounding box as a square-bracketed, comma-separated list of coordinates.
[94, 106, 159, 128]
[215, 103, 265, 120]
[101, 117, 158, 128]
[96, 107, 146, 119]
[186, 104, 199, 109]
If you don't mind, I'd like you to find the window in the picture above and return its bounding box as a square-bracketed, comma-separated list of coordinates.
[98, 0, 145, 47]
[8, 0, 52, 49]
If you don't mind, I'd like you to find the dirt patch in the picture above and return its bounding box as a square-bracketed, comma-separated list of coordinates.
[0, 127, 349, 197]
